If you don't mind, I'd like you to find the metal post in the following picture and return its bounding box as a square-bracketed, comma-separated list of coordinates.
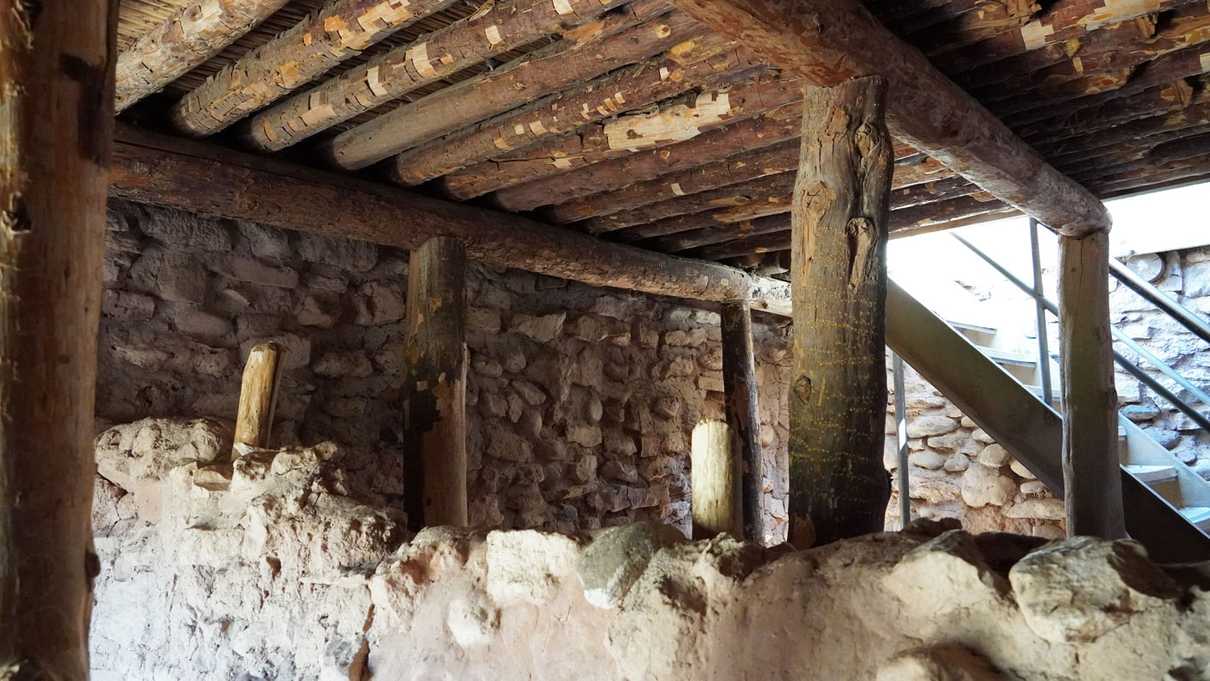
[892, 352, 911, 528]
[1030, 218, 1055, 406]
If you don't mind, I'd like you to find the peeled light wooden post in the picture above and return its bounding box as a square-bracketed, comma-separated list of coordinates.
[720, 300, 762, 542]
[788, 76, 893, 547]
[234, 342, 286, 453]
[1058, 231, 1126, 538]
[403, 237, 468, 530]
[691, 420, 741, 538]
[0, 0, 114, 675]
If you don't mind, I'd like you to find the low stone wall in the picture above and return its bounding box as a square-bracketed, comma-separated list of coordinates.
[100, 200, 793, 539]
[884, 363, 1065, 539]
[91, 419, 1210, 681]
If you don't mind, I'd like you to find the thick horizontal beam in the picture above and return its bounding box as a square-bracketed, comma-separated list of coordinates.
[110, 125, 787, 313]
[668, 0, 1111, 237]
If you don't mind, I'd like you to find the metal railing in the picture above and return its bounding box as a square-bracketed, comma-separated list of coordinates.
[951, 228, 1210, 434]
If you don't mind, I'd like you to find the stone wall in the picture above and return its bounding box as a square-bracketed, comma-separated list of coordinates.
[91, 419, 1210, 680]
[99, 200, 793, 541]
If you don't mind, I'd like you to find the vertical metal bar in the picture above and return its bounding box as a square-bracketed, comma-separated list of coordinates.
[1030, 218, 1055, 406]
[892, 352, 911, 527]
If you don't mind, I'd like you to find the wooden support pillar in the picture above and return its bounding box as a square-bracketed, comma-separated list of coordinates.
[234, 342, 285, 453]
[1058, 231, 1126, 538]
[403, 237, 468, 530]
[0, 0, 114, 676]
[691, 420, 741, 538]
[720, 299, 763, 542]
[788, 76, 893, 547]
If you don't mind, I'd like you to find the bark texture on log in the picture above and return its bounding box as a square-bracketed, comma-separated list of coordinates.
[442, 73, 797, 199]
[110, 126, 776, 311]
[389, 36, 763, 185]
[234, 342, 286, 452]
[1058, 231, 1126, 539]
[247, 0, 631, 151]
[171, 0, 458, 137]
[788, 76, 892, 546]
[321, 0, 683, 169]
[667, 0, 1111, 237]
[720, 300, 762, 543]
[690, 420, 741, 539]
[0, 0, 113, 676]
[404, 237, 468, 530]
[115, 0, 288, 111]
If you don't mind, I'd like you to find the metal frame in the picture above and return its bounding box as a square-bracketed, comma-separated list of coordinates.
[892, 352, 911, 527]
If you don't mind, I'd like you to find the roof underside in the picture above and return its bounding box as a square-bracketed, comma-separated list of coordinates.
[116, 0, 1210, 272]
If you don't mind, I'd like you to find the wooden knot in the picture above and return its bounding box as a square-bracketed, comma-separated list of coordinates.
[845, 216, 876, 289]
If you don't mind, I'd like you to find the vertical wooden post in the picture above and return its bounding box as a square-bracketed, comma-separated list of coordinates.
[234, 342, 285, 453]
[0, 0, 115, 676]
[403, 237, 468, 530]
[1058, 231, 1126, 538]
[691, 420, 740, 538]
[720, 299, 762, 542]
[788, 76, 893, 546]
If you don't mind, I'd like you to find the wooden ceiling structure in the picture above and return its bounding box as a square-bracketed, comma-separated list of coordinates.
[113, 0, 1210, 276]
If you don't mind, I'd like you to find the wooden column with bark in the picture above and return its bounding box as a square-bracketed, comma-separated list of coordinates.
[0, 0, 114, 676]
[788, 76, 892, 547]
[403, 237, 468, 530]
[1059, 231, 1126, 538]
[234, 342, 285, 453]
[720, 299, 763, 541]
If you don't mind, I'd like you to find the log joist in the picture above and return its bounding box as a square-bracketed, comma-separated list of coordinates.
[110, 125, 789, 313]
[115, 0, 289, 111]
[321, 0, 684, 169]
[389, 35, 769, 186]
[668, 0, 1111, 237]
[246, 0, 634, 151]
[171, 0, 459, 137]
[444, 73, 803, 200]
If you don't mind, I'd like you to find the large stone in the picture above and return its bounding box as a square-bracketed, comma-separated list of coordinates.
[510, 313, 566, 343]
[907, 414, 959, 438]
[876, 645, 1006, 681]
[354, 282, 406, 325]
[975, 444, 1009, 467]
[129, 248, 209, 304]
[960, 463, 1017, 508]
[1122, 253, 1163, 282]
[139, 206, 233, 252]
[576, 522, 682, 609]
[294, 232, 378, 272]
[1009, 538, 1179, 643]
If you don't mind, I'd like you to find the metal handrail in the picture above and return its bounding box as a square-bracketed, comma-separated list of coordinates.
[951, 232, 1210, 434]
[1110, 258, 1210, 345]
[1029, 219, 1055, 406]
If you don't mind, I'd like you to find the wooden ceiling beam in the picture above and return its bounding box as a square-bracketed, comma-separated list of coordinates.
[109, 125, 788, 313]
[444, 73, 803, 200]
[115, 0, 289, 112]
[667, 0, 1111, 237]
[320, 1, 685, 170]
[245, 0, 634, 151]
[388, 35, 768, 186]
[171, 0, 460, 137]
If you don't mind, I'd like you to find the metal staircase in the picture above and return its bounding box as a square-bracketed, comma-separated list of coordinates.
[886, 279, 1210, 563]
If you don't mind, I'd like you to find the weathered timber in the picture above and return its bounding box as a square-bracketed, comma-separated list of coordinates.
[690, 420, 741, 539]
[404, 237, 468, 530]
[447, 74, 801, 200]
[110, 126, 784, 312]
[548, 145, 956, 225]
[171, 0, 458, 137]
[999, 44, 1210, 126]
[234, 342, 286, 452]
[247, 0, 630, 151]
[938, 0, 1197, 74]
[656, 215, 790, 254]
[668, 0, 1111, 237]
[1058, 231, 1126, 539]
[1025, 80, 1198, 150]
[720, 299, 763, 542]
[911, 0, 1040, 56]
[0, 0, 113, 675]
[492, 101, 803, 211]
[788, 77, 893, 546]
[322, 1, 688, 169]
[116, 0, 289, 111]
[389, 36, 766, 185]
[583, 173, 975, 235]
